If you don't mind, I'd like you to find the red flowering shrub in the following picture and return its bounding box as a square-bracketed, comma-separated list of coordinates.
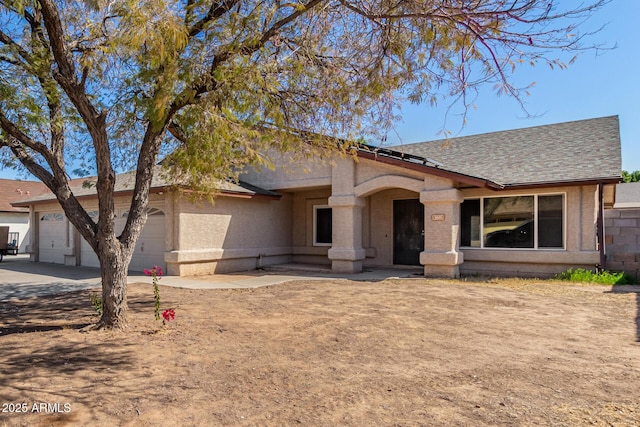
[145, 265, 168, 322]
[144, 266, 163, 278]
[162, 308, 176, 322]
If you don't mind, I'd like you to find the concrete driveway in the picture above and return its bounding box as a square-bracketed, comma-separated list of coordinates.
[0, 255, 423, 300]
[0, 255, 102, 300]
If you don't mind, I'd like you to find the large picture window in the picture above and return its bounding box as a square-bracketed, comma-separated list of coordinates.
[313, 206, 332, 246]
[460, 194, 564, 249]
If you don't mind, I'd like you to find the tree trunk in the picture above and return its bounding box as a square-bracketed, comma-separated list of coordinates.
[95, 239, 131, 330]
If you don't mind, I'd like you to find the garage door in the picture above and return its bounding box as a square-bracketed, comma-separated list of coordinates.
[79, 208, 165, 272]
[127, 208, 166, 272]
[79, 211, 100, 268]
[38, 212, 68, 264]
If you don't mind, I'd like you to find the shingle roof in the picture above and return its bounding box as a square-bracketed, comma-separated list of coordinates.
[12, 167, 280, 206]
[395, 116, 622, 186]
[0, 179, 48, 213]
[614, 182, 640, 209]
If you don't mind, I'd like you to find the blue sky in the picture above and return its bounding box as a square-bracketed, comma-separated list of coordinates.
[386, 0, 639, 173]
[1, 0, 637, 180]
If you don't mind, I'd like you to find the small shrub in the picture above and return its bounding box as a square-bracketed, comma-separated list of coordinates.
[144, 266, 164, 321]
[90, 293, 103, 315]
[554, 268, 635, 285]
[144, 265, 176, 324]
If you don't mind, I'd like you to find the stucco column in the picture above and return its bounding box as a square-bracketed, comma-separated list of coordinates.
[328, 195, 366, 273]
[420, 188, 464, 278]
[327, 158, 365, 273]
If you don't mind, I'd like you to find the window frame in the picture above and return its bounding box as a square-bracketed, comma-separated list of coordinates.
[313, 205, 333, 247]
[460, 193, 566, 250]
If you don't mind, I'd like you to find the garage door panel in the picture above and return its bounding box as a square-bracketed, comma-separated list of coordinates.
[129, 215, 165, 272]
[77, 207, 165, 272]
[80, 238, 100, 268]
[120, 208, 165, 273]
[38, 212, 67, 264]
[80, 211, 100, 268]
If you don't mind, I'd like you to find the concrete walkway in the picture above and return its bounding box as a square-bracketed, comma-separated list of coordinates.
[0, 255, 423, 300]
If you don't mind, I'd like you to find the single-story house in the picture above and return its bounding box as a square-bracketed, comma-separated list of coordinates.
[0, 178, 47, 253]
[13, 116, 622, 278]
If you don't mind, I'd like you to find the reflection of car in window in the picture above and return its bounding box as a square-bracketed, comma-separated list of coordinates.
[485, 220, 533, 248]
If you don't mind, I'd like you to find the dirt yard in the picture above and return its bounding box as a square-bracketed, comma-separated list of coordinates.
[0, 277, 639, 426]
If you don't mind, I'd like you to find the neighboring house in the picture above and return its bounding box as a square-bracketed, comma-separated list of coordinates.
[0, 179, 47, 253]
[13, 116, 622, 278]
[604, 182, 640, 277]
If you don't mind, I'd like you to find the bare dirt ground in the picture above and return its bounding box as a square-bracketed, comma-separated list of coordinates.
[0, 277, 639, 427]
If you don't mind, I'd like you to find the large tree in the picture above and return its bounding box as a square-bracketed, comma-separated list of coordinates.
[0, 0, 607, 329]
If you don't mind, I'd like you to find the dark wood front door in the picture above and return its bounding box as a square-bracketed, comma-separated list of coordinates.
[393, 199, 424, 265]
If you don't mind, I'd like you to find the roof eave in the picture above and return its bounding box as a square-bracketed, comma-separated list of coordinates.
[0, 208, 29, 213]
[12, 184, 281, 207]
[176, 186, 282, 200]
[500, 177, 621, 190]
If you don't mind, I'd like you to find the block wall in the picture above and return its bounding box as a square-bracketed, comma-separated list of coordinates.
[605, 208, 640, 278]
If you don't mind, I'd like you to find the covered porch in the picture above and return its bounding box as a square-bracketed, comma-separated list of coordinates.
[282, 154, 478, 278]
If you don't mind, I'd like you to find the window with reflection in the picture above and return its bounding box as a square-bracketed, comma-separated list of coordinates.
[460, 194, 564, 249]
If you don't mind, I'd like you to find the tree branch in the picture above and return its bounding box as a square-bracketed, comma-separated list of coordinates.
[167, 121, 188, 144]
[0, 29, 33, 64]
[0, 109, 54, 163]
[39, 0, 117, 244]
[188, 0, 240, 37]
[0, 134, 99, 247]
[0, 136, 55, 188]
[190, 0, 327, 97]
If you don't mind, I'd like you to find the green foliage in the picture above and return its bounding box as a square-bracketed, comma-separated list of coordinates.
[554, 268, 636, 285]
[90, 293, 103, 315]
[622, 170, 640, 183]
[0, 0, 609, 185]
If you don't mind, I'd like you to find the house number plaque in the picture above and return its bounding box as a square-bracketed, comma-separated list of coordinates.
[431, 214, 445, 221]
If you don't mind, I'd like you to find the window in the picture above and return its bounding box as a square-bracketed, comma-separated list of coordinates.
[40, 213, 64, 221]
[537, 195, 564, 248]
[484, 196, 534, 248]
[460, 199, 480, 247]
[313, 206, 332, 246]
[460, 194, 564, 249]
[121, 207, 165, 218]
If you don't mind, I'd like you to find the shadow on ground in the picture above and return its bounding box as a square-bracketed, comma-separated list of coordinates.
[0, 289, 165, 424]
[0, 291, 94, 335]
[0, 255, 102, 280]
[610, 285, 640, 342]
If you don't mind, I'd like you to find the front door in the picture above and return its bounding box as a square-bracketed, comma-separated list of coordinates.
[393, 199, 424, 265]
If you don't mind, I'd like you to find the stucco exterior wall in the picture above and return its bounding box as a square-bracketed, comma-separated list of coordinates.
[458, 185, 600, 277]
[166, 192, 294, 275]
[604, 208, 640, 278]
[290, 188, 332, 265]
[355, 160, 425, 186]
[0, 212, 30, 253]
[240, 153, 332, 191]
